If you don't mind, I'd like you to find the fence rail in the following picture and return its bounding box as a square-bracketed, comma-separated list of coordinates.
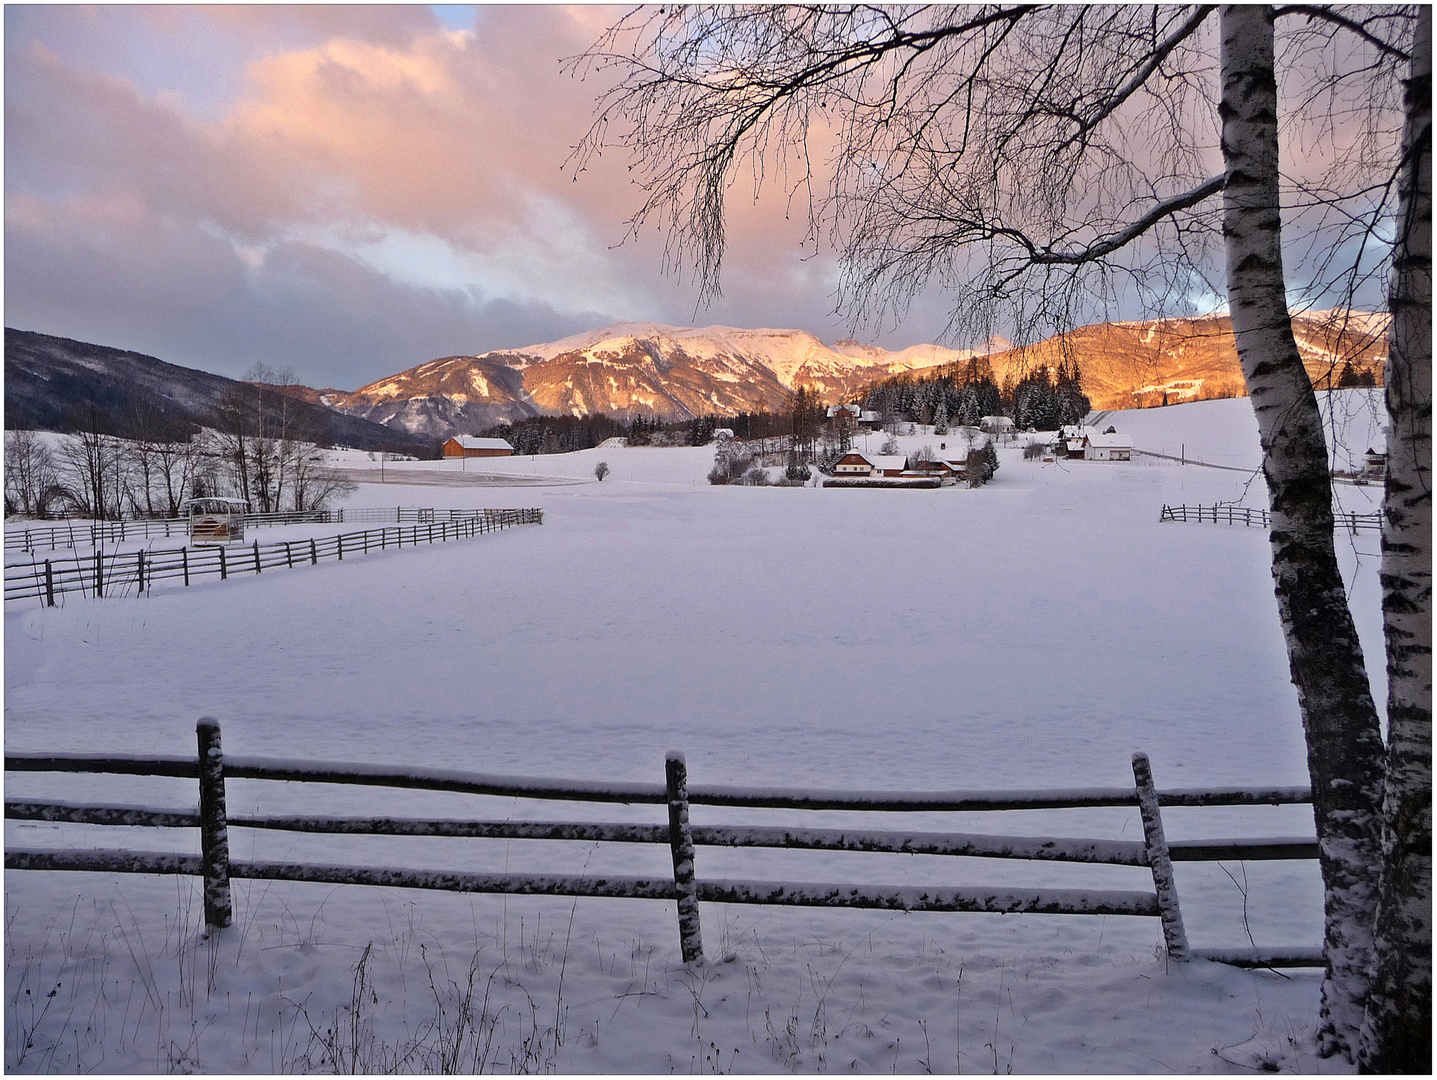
[6, 723, 1324, 970]
[1160, 503, 1382, 532]
[4, 506, 500, 554]
[4, 509, 542, 605]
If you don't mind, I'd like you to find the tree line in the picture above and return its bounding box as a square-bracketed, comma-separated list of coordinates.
[5, 366, 355, 519]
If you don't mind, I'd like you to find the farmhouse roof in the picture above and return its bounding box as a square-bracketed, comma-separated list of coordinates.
[448, 436, 513, 450]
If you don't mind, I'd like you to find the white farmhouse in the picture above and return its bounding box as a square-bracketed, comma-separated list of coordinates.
[1083, 431, 1133, 461]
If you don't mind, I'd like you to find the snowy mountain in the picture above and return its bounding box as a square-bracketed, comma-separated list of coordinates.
[326, 323, 979, 437]
[322, 313, 1387, 439]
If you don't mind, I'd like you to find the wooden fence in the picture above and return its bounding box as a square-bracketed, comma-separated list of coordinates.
[4, 510, 542, 606]
[6, 720, 1323, 969]
[5, 507, 501, 554]
[1160, 503, 1382, 533]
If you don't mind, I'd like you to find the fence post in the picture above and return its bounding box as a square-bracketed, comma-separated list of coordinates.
[1131, 752, 1189, 961]
[196, 717, 233, 930]
[253, 541, 261, 574]
[218, 546, 227, 581]
[44, 560, 55, 607]
[310, 538, 318, 565]
[95, 550, 104, 598]
[665, 751, 704, 964]
[338, 535, 344, 561]
[137, 551, 145, 596]
[183, 548, 190, 587]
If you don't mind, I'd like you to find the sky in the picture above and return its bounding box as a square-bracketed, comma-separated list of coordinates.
[5, 4, 884, 389]
[4, 5, 1401, 391]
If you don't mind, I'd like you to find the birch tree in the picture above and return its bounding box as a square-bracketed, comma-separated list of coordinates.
[571, 4, 1428, 1065]
[1360, 7, 1431, 1069]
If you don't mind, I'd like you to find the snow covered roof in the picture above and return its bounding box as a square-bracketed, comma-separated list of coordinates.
[448, 436, 513, 450]
[871, 455, 908, 470]
[827, 404, 861, 418]
[1084, 431, 1132, 449]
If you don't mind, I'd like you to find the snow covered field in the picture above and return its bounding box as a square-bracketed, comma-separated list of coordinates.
[4, 393, 1386, 1072]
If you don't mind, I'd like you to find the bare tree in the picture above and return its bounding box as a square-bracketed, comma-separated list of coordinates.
[55, 403, 126, 520]
[571, 4, 1427, 1064]
[4, 429, 58, 517]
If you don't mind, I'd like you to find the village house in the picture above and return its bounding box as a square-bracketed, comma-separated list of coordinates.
[1058, 424, 1090, 458]
[1082, 431, 1133, 461]
[829, 451, 910, 477]
[831, 450, 878, 475]
[443, 436, 514, 458]
[1053, 426, 1133, 461]
[910, 457, 968, 480]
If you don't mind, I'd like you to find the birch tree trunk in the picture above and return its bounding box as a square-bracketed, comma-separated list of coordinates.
[1218, 5, 1387, 1059]
[1359, 7, 1433, 1071]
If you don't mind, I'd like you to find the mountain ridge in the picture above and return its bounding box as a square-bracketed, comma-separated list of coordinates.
[319, 313, 1387, 438]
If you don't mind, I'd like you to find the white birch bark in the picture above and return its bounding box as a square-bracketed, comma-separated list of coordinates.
[1218, 5, 1386, 1060]
[1359, 7, 1432, 1071]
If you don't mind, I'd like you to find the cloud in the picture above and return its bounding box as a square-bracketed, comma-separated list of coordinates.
[14, 4, 1386, 392]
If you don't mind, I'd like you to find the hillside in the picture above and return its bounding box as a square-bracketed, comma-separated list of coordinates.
[978, 311, 1386, 410]
[4, 329, 437, 456]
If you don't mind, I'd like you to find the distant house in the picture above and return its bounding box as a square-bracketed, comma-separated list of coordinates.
[980, 416, 1015, 436]
[1082, 431, 1132, 461]
[910, 457, 967, 480]
[443, 436, 514, 458]
[1058, 425, 1090, 458]
[830, 451, 908, 477]
[827, 403, 862, 421]
[832, 451, 879, 475]
[1364, 448, 1387, 478]
[858, 410, 883, 428]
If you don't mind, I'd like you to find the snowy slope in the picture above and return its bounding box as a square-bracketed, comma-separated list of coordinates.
[4, 395, 1387, 1072]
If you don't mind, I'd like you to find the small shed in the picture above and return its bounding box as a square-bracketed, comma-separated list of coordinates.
[443, 436, 514, 458]
[184, 498, 250, 543]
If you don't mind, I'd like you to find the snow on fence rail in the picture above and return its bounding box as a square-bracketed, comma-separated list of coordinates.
[4, 506, 504, 553]
[1160, 503, 1382, 532]
[4, 509, 543, 606]
[6, 720, 1323, 969]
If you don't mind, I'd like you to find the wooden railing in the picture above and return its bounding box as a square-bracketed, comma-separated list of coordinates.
[6, 721, 1322, 969]
[4, 510, 543, 606]
[1160, 503, 1382, 533]
[4, 507, 512, 554]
